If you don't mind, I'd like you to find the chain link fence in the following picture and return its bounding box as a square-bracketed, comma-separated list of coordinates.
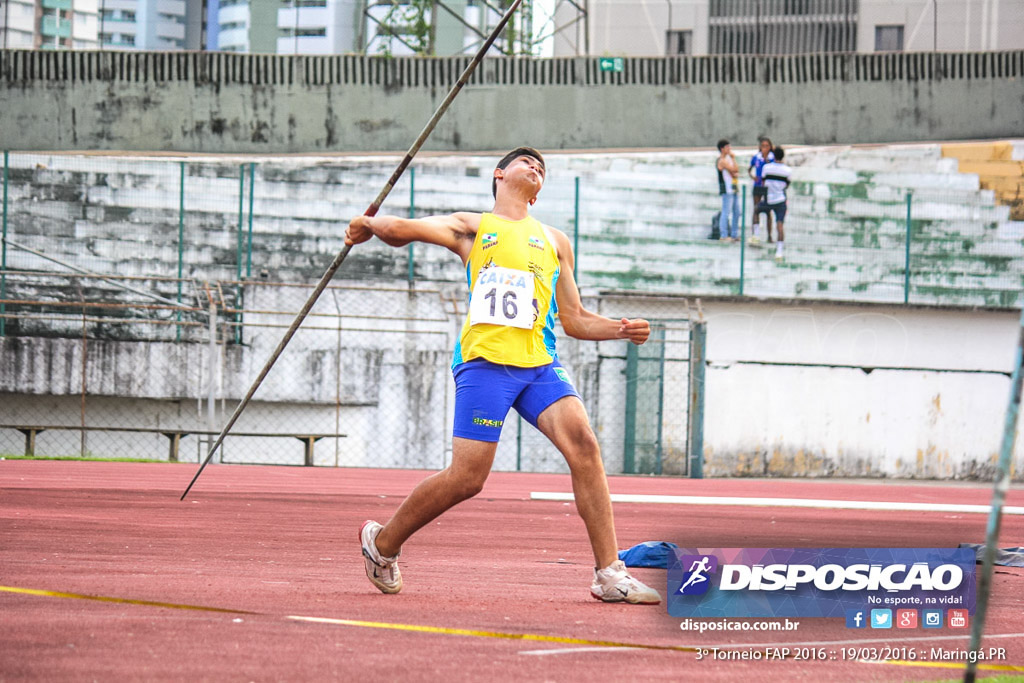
[2, 149, 1020, 309]
[0, 269, 702, 475]
[1, 146, 1020, 471]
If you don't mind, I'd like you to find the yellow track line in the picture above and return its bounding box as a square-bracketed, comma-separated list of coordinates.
[5, 583, 1022, 672]
[0, 585, 257, 615]
[287, 615, 696, 652]
[1, 584, 692, 653]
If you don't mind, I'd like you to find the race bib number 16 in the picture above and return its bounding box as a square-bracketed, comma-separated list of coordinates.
[469, 266, 535, 329]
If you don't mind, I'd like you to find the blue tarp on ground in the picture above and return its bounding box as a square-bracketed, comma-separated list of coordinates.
[958, 543, 1024, 567]
[617, 541, 680, 568]
[619, 542, 1024, 569]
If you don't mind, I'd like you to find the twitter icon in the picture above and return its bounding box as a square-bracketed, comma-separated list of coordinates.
[870, 609, 893, 629]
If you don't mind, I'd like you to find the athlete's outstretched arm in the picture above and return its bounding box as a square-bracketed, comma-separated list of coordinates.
[548, 228, 650, 345]
[346, 212, 480, 262]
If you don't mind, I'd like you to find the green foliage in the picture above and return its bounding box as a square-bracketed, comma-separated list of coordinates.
[375, 0, 433, 56]
[372, 0, 538, 57]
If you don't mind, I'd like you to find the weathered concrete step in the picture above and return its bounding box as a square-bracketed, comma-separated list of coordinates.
[758, 245, 1022, 275]
[956, 160, 1024, 177]
[909, 285, 1021, 308]
[942, 142, 1018, 162]
[994, 221, 1024, 240]
[582, 270, 736, 294]
[902, 268, 1023, 288]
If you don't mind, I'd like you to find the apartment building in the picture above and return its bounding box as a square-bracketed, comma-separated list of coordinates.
[207, 0, 498, 56]
[2, 0, 100, 49]
[97, 0, 204, 50]
[0, 0, 207, 51]
[554, 0, 1024, 57]
[276, 0, 359, 55]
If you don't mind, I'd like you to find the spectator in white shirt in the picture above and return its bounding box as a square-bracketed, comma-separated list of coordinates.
[757, 147, 792, 261]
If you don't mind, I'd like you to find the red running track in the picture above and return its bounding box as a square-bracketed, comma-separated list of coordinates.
[1, 460, 1022, 682]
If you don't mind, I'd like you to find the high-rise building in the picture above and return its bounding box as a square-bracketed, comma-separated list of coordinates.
[2, 0, 100, 49]
[555, 0, 1024, 57]
[211, 0, 517, 57]
[96, 0, 202, 50]
[276, 0, 360, 55]
[216, 0, 281, 52]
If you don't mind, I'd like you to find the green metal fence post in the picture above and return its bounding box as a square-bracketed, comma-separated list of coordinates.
[516, 415, 522, 472]
[904, 192, 912, 304]
[623, 342, 638, 474]
[573, 176, 581, 281]
[655, 325, 667, 475]
[246, 163, 255, 279]
[237, 165, 245, 277]
[235, 164, 245, 344]
[176, 161, 185, 341]
[687, 319, 707, 479]
[407, 167, 415, 284]
[739, 185, 747, 295]
[1, 151, 8, 337]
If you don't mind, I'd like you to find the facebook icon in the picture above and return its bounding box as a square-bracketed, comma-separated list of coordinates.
[845, 609, 867, 629]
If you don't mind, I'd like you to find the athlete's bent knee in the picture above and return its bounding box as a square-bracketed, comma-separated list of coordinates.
[457, 479, 486, 501]
[573, 425, 600, 454]
[447, 470, 488, 502]
[562, 429, 602, 470]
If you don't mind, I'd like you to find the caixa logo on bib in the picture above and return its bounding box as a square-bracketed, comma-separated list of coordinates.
[667, 548, 976, 619]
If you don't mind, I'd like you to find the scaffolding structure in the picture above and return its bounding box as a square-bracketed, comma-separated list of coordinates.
[359, 0, 588, 56]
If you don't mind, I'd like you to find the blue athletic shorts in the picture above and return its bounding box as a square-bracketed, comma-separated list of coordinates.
[452, 358, 580, 442]
[756, 200, 787, 222]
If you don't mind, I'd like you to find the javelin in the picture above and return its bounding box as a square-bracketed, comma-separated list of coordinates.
[180, 2, 525, 500]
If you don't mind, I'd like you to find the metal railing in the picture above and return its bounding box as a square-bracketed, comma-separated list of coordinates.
[3, 48, 1023, 88]
[1, 151, 1020, 321]
[0, 270, 702, 475]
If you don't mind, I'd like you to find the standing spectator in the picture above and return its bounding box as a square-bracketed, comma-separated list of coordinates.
[758, 146, 792, 261]
[716, 139, 740, 242]
[748, 136, 775, 244]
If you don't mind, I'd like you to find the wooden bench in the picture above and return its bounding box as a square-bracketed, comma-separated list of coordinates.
[0, 424, 344, 466]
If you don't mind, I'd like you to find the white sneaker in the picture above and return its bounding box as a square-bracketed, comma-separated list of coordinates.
[360, 520, 402, 594]
[590, 560, 661, 604]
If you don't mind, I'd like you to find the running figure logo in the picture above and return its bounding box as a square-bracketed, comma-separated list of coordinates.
[677, 554, 718, 595]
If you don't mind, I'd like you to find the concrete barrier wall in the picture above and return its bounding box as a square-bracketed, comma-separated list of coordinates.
[698, 300, 1023, 480]
[2, 50, 1023, 152]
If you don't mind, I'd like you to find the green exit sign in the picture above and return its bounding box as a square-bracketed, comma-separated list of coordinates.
[599, 57, 624, 73]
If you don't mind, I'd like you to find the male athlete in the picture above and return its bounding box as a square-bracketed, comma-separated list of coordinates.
[758, 146, 792, 261]
[748, 136, 775, 244]
[345, 147, 661, 604]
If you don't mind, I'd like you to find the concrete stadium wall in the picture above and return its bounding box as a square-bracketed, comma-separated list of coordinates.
[1, 50, 1023, 152]
[698, 300, 1023, 480]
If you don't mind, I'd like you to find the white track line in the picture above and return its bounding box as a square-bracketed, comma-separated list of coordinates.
[530, 492, 1024, 515]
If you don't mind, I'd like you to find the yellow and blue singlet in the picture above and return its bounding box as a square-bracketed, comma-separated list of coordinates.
[452, 213, 561, 369]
